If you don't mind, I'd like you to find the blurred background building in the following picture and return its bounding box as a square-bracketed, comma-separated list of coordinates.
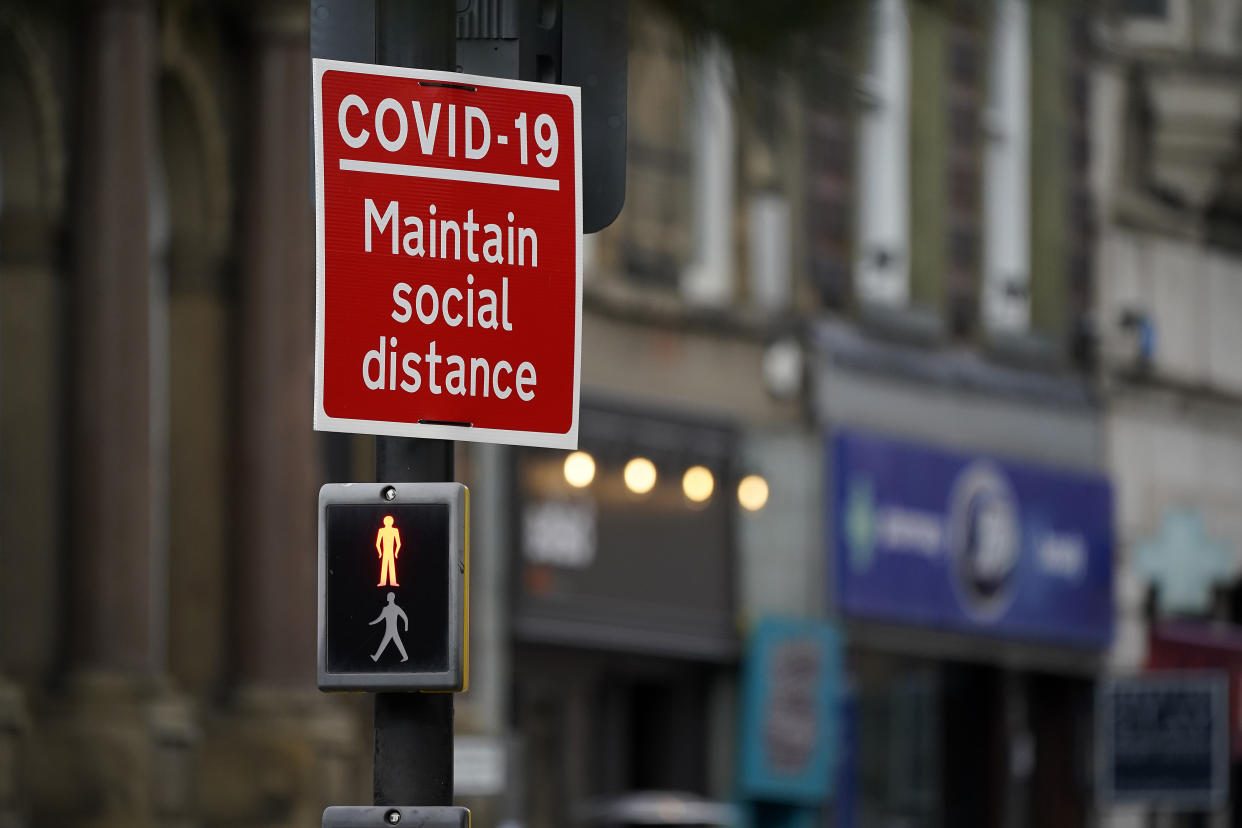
[0, 0, 1240, 827]
[1095, 2, 1242, 826]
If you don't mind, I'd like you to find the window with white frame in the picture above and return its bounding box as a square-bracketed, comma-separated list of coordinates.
[681, 38, 736, 307]
[613, 8, 692, 290]
[982, 0, 1030, 335]
[856, 0, 910, 308]
[1120, 0, 1191, 50]
[605, 8, 737, 307]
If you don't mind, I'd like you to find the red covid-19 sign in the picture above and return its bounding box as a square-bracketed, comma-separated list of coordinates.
[312, 60, 582, 448]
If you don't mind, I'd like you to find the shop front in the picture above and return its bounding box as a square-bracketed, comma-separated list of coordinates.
[1145, 620, 1242, 820]
[829, 427, 1114, 828]
[509, 402, 741, 827]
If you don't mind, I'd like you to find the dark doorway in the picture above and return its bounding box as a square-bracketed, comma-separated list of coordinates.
[941, 662, 1006, 828]
[515, 645, 720, 828]
[1028, 673, 1091, 828]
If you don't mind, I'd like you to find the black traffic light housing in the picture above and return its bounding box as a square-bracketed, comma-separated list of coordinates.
[456, 0, 627, 232]
[313, 0, 627, 232]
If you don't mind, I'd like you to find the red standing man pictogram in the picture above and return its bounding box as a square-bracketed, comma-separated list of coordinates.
[376, 515, 402, 586]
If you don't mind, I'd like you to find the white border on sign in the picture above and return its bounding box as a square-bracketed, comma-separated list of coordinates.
[311, 58, 583, 450]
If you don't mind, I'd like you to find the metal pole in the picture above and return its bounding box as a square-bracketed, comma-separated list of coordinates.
[310, 0, 458, 806]
[371, 0, 457, 808]
[373, 440, 455, 806]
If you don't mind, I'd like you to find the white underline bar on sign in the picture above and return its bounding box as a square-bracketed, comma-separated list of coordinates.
[339, 158, 560, 191]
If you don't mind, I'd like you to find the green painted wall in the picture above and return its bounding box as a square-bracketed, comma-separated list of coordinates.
[908, 1, 949, 312]
[1029, 0, 1069, 335]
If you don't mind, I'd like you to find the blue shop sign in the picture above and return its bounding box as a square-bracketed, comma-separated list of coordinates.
[831, 429, 1114, 648]
[737, 617, 841, 803]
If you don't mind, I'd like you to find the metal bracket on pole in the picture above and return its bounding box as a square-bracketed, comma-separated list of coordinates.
[323, 806, 471, 828]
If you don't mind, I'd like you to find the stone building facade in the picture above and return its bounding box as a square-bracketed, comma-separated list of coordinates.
[0, 3, 365, 826]
[1094, 1, 1242, 825]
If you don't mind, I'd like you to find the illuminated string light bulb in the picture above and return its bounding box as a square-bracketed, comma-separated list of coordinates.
[682, 465, 714, 503]
[563, 451, 596, 488]
[737, 474, 770, 512]
[624, 457, 657, 494]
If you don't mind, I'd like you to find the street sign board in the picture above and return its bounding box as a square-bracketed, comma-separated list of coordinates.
[737, 617, 841, 803]
[318, 482, 468, 691]
[1097, 674, 1229, 809]
[312, 59, 582, 448]
[323, 806, 470, 828]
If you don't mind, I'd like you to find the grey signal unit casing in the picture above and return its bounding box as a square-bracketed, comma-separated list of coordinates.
[323, 806, 470, 828]
[317, 482, 468, 692]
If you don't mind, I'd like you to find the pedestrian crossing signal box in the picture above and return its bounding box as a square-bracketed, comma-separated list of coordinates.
[318, 482, 468, 692]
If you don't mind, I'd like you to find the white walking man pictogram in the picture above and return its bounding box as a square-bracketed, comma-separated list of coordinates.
[369, 591, 409, 663]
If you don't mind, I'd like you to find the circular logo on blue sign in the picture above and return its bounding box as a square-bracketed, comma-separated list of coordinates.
[946, 461, 1020, 621]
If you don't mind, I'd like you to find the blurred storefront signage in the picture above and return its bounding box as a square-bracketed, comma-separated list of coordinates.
[513, 405, 737, 661]
[522, 498, 596, 569]
[737, 617, 840, 803]
[832, 429, 1114, 647]
[1149, 621, 1242, 757]
[1135, 509, 1235, 615]
[1097, 674, 1229, 809]
[453, 735, 506, 797]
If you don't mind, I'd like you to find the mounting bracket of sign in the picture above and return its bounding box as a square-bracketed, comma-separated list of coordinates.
[323, 806, 470, 828]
